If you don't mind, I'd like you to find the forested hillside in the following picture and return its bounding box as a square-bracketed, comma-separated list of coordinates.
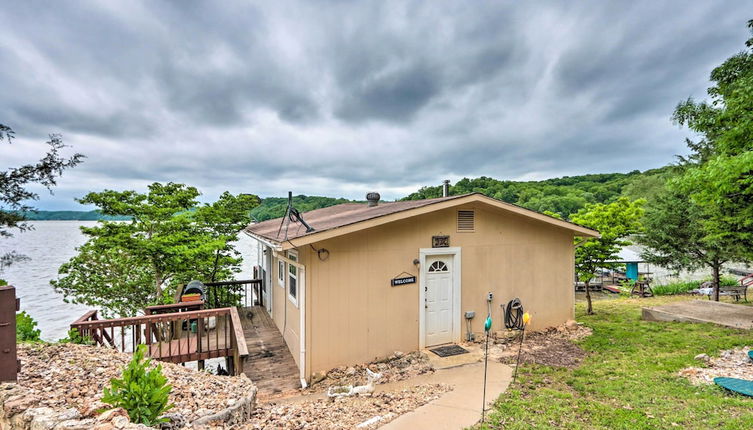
[20, 210, 130, 221]
[248, 167, 671, 222]
[403, 167, 671, 219]
[249, 195, 355, 221]
[24, 168, 671, 222]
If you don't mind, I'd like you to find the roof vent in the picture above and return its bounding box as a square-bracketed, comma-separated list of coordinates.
[442, 180, 450, 197]
[366, 192, 380, 207]
[457, 210, 475, 232]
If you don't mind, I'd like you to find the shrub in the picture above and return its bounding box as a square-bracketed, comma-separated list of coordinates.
[653, 276, 745, 296]
[102, 344, 173, 426]
[16, 311, 41, 342]
[59, 328, 94, 345]
[652, 280, 702, 296]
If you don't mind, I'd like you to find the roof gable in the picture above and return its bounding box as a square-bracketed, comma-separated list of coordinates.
[245, 193, 599, 249]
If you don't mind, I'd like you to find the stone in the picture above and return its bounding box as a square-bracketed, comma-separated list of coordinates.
[565, 320, 579, 330]
[694, 353, 710, 362]
[345, 367, 356, 376]
[310, 371, 327, 385]
[27, 407, 62, 430]
[110, 415, 129, 428]
[54, 418, 97, 429]
[96, 408, 128, 423]
[158, 412, 187, 429]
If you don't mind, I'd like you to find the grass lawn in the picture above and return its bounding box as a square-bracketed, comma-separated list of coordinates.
[481, 296, 753, 429]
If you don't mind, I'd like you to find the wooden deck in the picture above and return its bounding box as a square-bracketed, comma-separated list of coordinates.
[240, 306, 301, 397]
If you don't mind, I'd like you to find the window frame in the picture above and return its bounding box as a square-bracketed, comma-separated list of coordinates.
[287, 250, 299, 307]
[277, 258, 285, 288]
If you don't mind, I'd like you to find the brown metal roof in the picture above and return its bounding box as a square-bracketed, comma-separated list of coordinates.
[244, 193, 599, 245]
[245, 194, 470, 243]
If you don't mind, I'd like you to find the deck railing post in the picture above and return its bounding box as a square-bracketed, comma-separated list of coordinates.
[0, 286, 19, 383]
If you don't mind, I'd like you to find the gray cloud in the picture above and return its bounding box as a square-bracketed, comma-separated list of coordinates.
[0, 1, 749, 209]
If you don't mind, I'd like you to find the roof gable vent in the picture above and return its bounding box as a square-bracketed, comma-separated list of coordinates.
[457, 210, 475, 232]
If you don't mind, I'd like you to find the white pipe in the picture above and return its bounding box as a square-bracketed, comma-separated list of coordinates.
[299, 266, 307, 386]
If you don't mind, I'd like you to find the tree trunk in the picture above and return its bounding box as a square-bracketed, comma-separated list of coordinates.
[585, 280, 593, 315]
[712, 259, 721, 302]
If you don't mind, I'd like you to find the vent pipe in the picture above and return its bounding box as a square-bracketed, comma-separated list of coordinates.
[366, 192, 380, 207]
[442, 180, 450, 197]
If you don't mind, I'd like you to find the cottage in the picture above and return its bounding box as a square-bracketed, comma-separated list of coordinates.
[244, 192, 599, 385]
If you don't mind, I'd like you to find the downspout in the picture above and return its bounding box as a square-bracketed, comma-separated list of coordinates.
[299, 266, 307, 388]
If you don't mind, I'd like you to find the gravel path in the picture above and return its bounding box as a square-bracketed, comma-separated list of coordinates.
[680, 346, 753, 384]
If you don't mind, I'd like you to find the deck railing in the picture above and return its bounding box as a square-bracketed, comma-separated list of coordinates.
[203, 279, 262, 309]
[70, 307, 248, 375]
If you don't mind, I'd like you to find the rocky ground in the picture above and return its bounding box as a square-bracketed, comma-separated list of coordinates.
[14, 343, 256, 427]
[306, 351, 435, 393]
[246, 384, 451, 429]
[679, 346, 753, 384]
[488, 322, 592, 368]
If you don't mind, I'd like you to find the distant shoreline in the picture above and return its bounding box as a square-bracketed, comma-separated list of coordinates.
[18, 211, 131, 221]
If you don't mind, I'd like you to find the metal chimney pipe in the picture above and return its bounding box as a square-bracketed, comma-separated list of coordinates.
[442, 180, 450, 197]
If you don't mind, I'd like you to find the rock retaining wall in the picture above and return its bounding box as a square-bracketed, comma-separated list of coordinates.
[1, 382, 256, 429]
[3, 344, 258, 429]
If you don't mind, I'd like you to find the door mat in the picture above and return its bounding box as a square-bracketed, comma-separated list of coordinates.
[429, 344, 469, 357]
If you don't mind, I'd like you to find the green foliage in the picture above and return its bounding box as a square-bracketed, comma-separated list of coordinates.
[652, 277, 741, 296]
[637, 183, 737, 300]
[404, 169, 668, 219]
[651, 280, 703, 296]
[572, 197, 645, 314]
[1, 124, 83, 271]
[102, 345, 173, 426]
[16, 311, 41, 342]
[249, 195, 354, 221]
[58, 328, 94, 345]
[485, 296, 753, 429]
[670, 20, 753, 262]
[52, 183, 260, 317]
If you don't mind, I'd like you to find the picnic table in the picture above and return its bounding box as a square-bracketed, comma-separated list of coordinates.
[697, 283, 748, 302]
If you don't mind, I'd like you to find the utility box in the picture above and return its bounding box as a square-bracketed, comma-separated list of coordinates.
[0, 285, 19, 382]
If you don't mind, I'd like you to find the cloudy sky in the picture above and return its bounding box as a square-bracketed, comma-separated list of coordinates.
[1, 1, 749, 210]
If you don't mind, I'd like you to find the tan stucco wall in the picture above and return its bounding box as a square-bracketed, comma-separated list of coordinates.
[304, 203, 576, 376]
[270, 249, 306, 368]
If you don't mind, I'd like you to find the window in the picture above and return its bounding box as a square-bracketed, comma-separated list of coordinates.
[457, 210, 475, 232]
[428, 261, 449, 273]
[277, 259, 285, 288]
[288, 250, 298, 305]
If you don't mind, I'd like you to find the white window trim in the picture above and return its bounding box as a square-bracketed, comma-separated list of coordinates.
[277, 258, 286, 288]
[418, 247, 462, 349]
[287, 250, 299, 307]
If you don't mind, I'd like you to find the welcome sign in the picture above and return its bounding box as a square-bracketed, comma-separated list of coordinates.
[391, 276, 416, 286]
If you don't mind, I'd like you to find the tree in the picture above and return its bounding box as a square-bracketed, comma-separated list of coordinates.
[572, 197, 644, 314]
[638, 186, 740, 301]
[0, 124, 83, 273]
[52, 183, 259, 317]
[671, 20, 753, 261]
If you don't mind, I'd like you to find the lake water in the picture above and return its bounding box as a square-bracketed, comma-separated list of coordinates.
[1, 221, 259, 341]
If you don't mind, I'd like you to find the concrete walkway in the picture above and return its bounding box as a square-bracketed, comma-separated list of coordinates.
[642, 300, 753, 329]
[379, 360, 512, 430]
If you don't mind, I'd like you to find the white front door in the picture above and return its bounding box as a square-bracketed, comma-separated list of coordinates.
[425, 255, 454, 346]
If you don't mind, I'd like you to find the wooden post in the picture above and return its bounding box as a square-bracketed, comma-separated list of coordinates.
[0, 286, 19, 382]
